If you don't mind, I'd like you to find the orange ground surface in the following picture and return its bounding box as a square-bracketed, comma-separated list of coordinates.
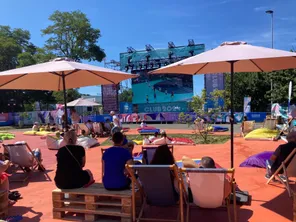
[1, 130, 294, 222]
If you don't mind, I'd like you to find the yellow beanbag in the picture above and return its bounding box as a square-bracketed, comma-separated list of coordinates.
[36, 131, 52, 136]
[23, 131, 37, 136]
[133, 140, 143, 145]
[244, 128, 278, 140]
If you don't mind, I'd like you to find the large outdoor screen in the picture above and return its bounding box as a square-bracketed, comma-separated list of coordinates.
[132, 70, 193, 104]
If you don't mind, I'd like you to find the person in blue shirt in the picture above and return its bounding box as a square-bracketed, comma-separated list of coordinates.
[102, 132, 133, 190]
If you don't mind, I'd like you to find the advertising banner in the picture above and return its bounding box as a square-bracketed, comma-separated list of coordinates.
[137, 102, 188, 113]
[120, 102, 133, 114]
[102, 84, 118, 113]
[204, 73, 225, 108]
[244, 97, 251, 113]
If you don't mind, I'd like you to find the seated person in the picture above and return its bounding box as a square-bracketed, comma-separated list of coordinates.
[265, 131, 296, 179]
[32, 122, 39, 131]
[80, 130, 87, 137]
[152, 131, 173, 145]
[102, 132, 133, 190]
[11, 142, 44, 171]
[122, 133, 134, 155]
[86, 120, 94, 132]
[45, 123, 51, 132]
[140, 121, 147, 128]
[241, 116, 248, 135]
[50, 123, 57, 132]
[148, 132, 159, 142]
[104, 119, 112, 132]
[184, 156, 232, 199]
[54, 130, 94, 189]
[150, 144, 175, 165]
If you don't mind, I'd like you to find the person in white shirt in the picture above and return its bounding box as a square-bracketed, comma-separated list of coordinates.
[110, 111, 121, 128]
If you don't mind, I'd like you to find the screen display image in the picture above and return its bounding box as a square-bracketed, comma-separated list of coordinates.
[132, 70, 193, 104]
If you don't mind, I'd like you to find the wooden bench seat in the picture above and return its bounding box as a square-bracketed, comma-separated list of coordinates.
[52, 183, 135, 222]
[0, 190, 8, 219]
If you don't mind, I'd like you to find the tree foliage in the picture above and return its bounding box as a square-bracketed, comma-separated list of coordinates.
[52, 89, 81, 103]
[42, 10, 106, 62]
[118, 89, 132, 102]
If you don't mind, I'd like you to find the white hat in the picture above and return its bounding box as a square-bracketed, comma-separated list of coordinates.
[110, 111, 115, 115]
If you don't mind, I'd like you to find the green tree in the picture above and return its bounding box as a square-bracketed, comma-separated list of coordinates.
[118, 89, 132, 102]
[42, 10, 106, 62]
[53, 89, 81, 103]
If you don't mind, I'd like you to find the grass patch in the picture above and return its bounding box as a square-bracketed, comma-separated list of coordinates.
[101, 134, 230, 146]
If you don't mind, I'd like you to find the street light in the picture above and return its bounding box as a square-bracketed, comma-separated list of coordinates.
[265, 10, 274, 49]
[266, 10, 274, 112]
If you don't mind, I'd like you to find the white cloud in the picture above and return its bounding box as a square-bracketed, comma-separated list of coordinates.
[279, 17, 296, 21]
[254, 6, 269, 12]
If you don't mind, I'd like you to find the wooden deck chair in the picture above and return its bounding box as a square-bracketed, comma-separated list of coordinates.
[77, 123, 90, 135]
[141, 145, 174, 164]
[263, 118, 277, 130]
[180, 168, 237, 222]
[2, 142, 46, 182]
[242, 121, 255, 136]
[126, 164, 184, 222]
[93, 122, 103, 136]
[266, 149, 296, 197]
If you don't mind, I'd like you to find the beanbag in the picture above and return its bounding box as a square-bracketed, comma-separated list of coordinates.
[23, 131, 37, 136]
[139, 129, 160, 134]
[239, 151, 273, 168]
[244, 128, 278, 140]
[77, 137, 100, 149]
[46, 136, 59, 150]
[133, 140, 143, 145]
[36, 131, 53, 136]
[213, 126, 229, 132]
[0, 132, 15, 140]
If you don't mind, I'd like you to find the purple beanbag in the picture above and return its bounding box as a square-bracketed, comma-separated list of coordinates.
[239, 151, 274, 168]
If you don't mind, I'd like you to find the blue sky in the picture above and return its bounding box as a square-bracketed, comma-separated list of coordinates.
[1, 0, 296, 96]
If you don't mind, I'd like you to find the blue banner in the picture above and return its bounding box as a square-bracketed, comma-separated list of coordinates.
[120, 102, 133, 114]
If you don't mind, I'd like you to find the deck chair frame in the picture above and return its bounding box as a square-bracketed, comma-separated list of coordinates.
[126, 164, 184, 222]
[263, 118, 277, 130]
[2, 142, 46, 182]
[266, 148, 296, 197]
[77, 123, 90, 135]
[242, 121, 255, 137]
[180, 168, 237, 222]
[141, 145, 174, 164]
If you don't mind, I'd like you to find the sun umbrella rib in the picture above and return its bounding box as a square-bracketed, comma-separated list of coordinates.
[249, 59, 264, 72]
[0, 74, 27, 88]
[64, 69, 80, 77]
[193, 63, 209, 75]
[86, 70, 116, 84]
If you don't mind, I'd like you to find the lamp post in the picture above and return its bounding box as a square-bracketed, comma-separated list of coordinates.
[265, 10, 274, 48]
[266, 10, 274, 112]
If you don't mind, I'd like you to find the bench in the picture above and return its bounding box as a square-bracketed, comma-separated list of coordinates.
[0, 190, 8, 219]
[52, 183, 137, 221]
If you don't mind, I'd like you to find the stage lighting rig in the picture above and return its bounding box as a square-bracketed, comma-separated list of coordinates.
[188, 39, 195, 46]
[127, 47, 136, 53]
[145, 44, 154, 51]
[168, 41, 175, 48]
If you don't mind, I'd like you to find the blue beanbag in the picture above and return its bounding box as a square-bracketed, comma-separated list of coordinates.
[139, 129, 160, 134]
[213, 126, 229, 132]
